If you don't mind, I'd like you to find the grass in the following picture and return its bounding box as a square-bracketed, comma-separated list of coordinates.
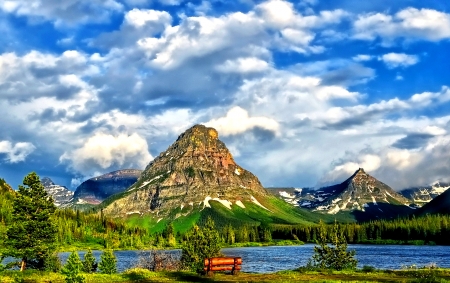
[2, 268, 450, 283]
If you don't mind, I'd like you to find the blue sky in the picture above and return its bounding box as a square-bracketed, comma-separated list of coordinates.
[1, 0, 450, 191]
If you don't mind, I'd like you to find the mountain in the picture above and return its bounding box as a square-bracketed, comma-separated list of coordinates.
[272, 168, 413, 221]
[41, 177, 74, 207]
[101, 125, 319, 228]
[400, 182, 450, 206]
[73, 169, 142, 205]
[417, 185, 450, 215]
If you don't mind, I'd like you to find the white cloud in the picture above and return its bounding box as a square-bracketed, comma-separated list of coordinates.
[379, 53, 419, 69]
[60, 132, 153, 176]
[215, 57, 270, 73]
[0, 141, 35, 163]
[352, 54, 374, 62]
[328, 154, 381, 178]
[353, 8, 450, 44]
[0, 0, 123, 26]
[206, 106, 279, 136]
[124, 9, 172, 28]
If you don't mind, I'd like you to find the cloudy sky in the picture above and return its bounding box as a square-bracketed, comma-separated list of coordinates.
[1, 0, 450, 191]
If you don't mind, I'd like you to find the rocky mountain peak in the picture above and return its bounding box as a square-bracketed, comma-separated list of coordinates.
[41, 177, 74, 207]
[103, 124, 268, 217]
[294, 168, 411, 215]
[41, 177, 55, 187]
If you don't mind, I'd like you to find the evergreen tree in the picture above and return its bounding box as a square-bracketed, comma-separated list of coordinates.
[62, 252, 85, 283]
[181, 217, 222, 272]
[5, 172, 57, 271]
[308, 220, 357, 270]
[82, 249, 97, 273]
[162, 222, 176, 247]
[98, 250, 117, 274]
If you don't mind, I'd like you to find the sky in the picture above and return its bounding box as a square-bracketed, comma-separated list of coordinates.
[0, 0, 450, 191]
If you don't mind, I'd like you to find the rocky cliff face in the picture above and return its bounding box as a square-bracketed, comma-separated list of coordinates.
[296, 168, 411, 214]
[73, 169, 142, 205]
[41, 177, 74, 207]
[103, 124, 268, 217]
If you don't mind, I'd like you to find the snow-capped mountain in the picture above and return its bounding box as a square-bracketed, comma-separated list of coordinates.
[400, 182, 450, 205]
[270, 168, 412, 217]
[41, 177, 74, 207]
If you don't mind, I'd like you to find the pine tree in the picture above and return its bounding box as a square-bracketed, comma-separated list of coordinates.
[181, 217, 222, 272]
[308, 220, 357, 270]
[5, 172, 57, 271]
[98, 250, 117, 274]
[82, 249, 97, 273]
[62, 252, 85, 283]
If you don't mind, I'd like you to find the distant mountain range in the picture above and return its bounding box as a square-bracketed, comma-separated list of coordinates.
[42, 170, 141, 209]
[72, 169, 142, 205]
[7, 124, 450, 227]
[399, 182, 450, 205]
[417, 185, 450, 215]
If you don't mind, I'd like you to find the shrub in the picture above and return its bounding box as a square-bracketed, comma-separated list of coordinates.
[180, 217, 222, 272]
[44, 252, 62, 272]
[62, 251, 85, 283]
[307, 220, 357, 271]
[82, 249, 97, 273]
[98, 250, 117, 274]
[136, 249, 180, 271]
[362, 265, 376, 272]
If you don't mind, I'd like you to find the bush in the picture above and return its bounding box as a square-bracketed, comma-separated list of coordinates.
[307, 220, 357, 271]
[136, 249, 180, 271]
[62, 251, 85, 283]
[362, 265, 376, 272]
[98, 250, 117, 274]
[82, 249, 97, 273]
[180, 217, 222, 272]
[44, 252, 62, 272]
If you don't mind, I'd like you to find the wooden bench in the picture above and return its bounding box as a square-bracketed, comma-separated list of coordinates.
[204, 257, 242, 275]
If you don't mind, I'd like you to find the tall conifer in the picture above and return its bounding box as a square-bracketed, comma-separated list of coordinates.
[5, 172, 57, 271]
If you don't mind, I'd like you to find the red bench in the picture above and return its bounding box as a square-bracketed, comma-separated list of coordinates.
[204, 257, 242, 275]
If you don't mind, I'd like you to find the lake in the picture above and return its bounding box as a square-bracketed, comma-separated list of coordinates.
[58, 244, 450, 273]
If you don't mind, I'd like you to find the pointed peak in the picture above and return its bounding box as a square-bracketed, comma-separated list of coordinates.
[356, 168, 365, 174]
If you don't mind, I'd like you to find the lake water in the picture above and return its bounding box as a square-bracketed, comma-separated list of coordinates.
[57, 244, 450, 273]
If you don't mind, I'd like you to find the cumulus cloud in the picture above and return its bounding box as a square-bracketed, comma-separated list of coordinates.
[353, 7, 450, 45]
[60, 132, 153, 176]
[0, 0, 123, 26]
[0, 141, 35, 163]
[379, 53, 419, 69]
[324, 154, 382, 182]
[299, 86, 450, 129]
[205, 106, 279, 136]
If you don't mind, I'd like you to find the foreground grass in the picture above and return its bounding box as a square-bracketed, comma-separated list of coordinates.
[2, 268, 450, 283]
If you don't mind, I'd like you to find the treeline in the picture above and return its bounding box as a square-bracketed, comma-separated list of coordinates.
[272, 214, 450, 245]
[54, 209, 153, 249]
